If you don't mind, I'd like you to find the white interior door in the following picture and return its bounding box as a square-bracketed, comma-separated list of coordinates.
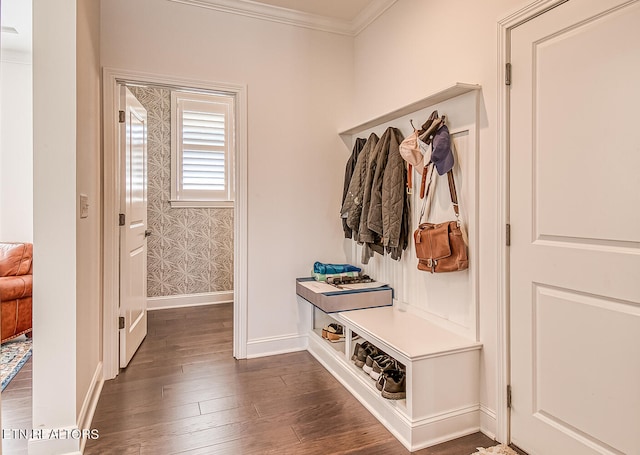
[119, 86, 148, 368]
[509, 1, 640, 454]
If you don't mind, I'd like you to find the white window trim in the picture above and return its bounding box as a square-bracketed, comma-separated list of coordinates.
[170, 90, 235, 208]
[169, 200, 234, 209]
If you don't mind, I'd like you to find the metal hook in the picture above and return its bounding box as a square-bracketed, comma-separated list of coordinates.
[409, 119, 417, 131]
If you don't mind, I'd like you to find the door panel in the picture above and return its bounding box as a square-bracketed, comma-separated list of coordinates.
[533, 285, 640, 452]
[532, 4, 640, 244]
[120, 86, 148, 368]
[509, 1, 640, 454]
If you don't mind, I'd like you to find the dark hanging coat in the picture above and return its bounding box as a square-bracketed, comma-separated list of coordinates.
[341, 137, 367, 239]
[340, 133, 379, 242]
[361, 127, 408, 263]
[381, 128, 410, 260]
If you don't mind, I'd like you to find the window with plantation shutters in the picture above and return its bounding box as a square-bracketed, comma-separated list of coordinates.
[170, 91, 235, 207]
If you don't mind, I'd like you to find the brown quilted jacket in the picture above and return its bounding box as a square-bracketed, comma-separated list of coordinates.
[365, 127, 408, 262]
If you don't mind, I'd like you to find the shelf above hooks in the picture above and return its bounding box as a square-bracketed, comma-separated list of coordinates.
[338, 82, 481, 139]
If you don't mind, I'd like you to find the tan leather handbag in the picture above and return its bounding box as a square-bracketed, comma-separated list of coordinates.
[413, 170, 468, 273]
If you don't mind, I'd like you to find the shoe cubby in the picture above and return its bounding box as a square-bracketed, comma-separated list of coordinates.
[312, 306, 346, 355]
[307, 304, 482, 452]
[349, 338, 407, 403]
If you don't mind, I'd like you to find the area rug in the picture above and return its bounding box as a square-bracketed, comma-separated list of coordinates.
[1, 336, 32, 391]
[471, 446, 519, 455]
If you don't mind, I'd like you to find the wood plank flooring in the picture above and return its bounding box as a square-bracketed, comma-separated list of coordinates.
[1, 353, 32, 455]
[2, 303, 499, 454]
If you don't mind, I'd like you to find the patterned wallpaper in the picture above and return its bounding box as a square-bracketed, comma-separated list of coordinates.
[129, 86, 234, 297]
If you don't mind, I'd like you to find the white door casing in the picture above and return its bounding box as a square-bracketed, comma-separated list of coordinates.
[119, 86, 149, 368]
[509, 1, 640, 454]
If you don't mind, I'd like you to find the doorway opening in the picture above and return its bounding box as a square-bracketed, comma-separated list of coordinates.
[102, 69, 248, 379]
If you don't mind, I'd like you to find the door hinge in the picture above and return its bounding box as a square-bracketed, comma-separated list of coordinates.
[118, 110, 125, 123]
[118, 316, 125, 330]
[507, 385, 512, 408]
[506, 223, 511, 246]
[119, 213, 125, 226]
[505, 63, 512, 86]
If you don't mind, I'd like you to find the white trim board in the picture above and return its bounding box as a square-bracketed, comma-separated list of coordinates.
[28, 427, 82, 455]
[102, 67, 249, 381]
[147, 291, 233, 310]
[77, 362, 104, 453]
[245, 333, 308, 359]
[339, 83, 481, 138]
[168, 0, 397, 36]
[480, 405, 497, 441]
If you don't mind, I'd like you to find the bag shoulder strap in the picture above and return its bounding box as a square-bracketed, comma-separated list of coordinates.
[420, 168, 462, 221]
[446, 170, 460, 219]
[446, 170, 469, 245]
[418, 167, 469, 246]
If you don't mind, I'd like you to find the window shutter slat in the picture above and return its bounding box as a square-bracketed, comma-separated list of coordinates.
[181, 108, 226, 191]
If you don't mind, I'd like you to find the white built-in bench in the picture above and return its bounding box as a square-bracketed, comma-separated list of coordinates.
[307, 305, 482, 452]
[308, 82, 483, 451]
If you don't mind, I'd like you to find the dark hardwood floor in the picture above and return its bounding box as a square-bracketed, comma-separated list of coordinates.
[1, 352, 32, 455]
[2, 304, 498, 454]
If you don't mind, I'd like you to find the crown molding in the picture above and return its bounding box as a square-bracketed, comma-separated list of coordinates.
[167, 0, 398, 36]
[350, 0, 398, 35]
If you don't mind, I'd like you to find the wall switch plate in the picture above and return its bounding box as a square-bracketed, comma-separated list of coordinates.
[80, 194, 89, 218]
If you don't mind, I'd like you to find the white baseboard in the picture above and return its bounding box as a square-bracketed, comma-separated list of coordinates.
[77, 361, 104, 453]
[25, 364, 103, 455]
[147, 291, 233, 310]
[28, 427, 81, 455]
[246, 333, 308, 358]
[480, 405, 497, 440]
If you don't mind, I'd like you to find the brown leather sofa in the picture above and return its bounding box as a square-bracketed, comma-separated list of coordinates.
[0, 242, 33, 343]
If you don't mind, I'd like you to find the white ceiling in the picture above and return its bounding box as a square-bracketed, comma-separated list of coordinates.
[249, 0, 375, 21]
[1, 0, 32, 55]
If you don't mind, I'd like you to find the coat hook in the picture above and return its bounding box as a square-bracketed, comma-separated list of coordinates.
[410, 119, 417, 131]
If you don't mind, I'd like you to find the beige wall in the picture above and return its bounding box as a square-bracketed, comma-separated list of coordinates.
[101, 0, 355, 344]
[76, 0, 102, 419]
[353, 0, 529, 435]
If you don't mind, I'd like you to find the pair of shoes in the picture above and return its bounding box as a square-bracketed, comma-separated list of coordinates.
[370, 355, 397, 381]
[352, 341, 377, 368]
[321, 323, 344, 342]
[376, 366, 406, 400]
[363, 351, 385, 375]
[321, 322, 336, 338]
